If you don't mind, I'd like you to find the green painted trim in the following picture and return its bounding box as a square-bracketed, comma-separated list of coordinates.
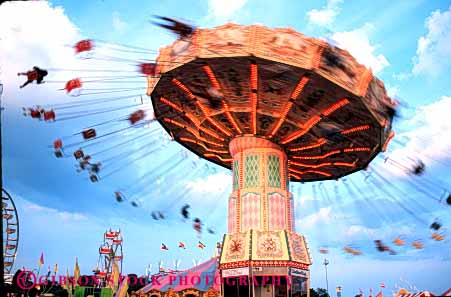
[233, 159, 239, 190]
[244, 154, 260, 188]
[219, 233, 227, 264]
[267, 154, 282, 188]
[284, 230, 292, 261]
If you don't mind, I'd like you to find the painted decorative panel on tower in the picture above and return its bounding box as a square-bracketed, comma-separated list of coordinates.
[244, 155, 260, 188]
[252, 230, 289, 260]
[287, 232, 311, 265]
[268, 192, 287, 230]
[220, 232, 250, 264]
[241, 192, 261, 231]
[267, 155, 282, 188]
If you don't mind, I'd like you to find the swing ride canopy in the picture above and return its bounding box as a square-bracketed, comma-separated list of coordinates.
[147, 23, 394, 182]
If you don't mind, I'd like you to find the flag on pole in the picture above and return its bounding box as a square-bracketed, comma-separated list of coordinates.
[38, 252, 44, 267]
[179, 242, 186, 249]
[54, 263, 58, 274]
[380, 283, 386, 289]
[161, 243, 168, 250]
[116, 276, 129, 297]
[64, 268, 70, 289]
[64, 268, 72, 296]
[73, 257, 80, 287]
[198, 241, 206, 249]
[47, 265, 51, 278]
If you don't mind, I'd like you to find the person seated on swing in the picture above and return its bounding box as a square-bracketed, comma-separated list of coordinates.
[115, 191, 124, 202]
[153, 16, 194, 39]
[78, 155, 92, 171]
[90, 162, 101, 174]
[18, 66, 48, 88]
[90, 174, 99, 183]
[23, 106, 44, 119]
[412, 160, 425, 176]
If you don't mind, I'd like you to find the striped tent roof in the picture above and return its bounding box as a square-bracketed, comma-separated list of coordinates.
[142, 257, 219, 293]
[441, 288, 451, 296]
[399, 292, 434, 297]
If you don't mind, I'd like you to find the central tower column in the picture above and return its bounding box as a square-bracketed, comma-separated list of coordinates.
[228, 136, 294, 234]
[220, 136, 311, 297]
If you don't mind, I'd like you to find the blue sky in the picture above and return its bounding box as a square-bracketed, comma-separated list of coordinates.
[1, 0, 451, 295]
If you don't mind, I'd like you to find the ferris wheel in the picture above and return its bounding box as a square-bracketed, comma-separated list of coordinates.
[93, 229, 123, 286]
[2, 189, 20, 274]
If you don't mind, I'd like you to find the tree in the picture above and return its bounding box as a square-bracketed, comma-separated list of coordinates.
[310, 288, 320, 297]
[316, 288, 330, 297]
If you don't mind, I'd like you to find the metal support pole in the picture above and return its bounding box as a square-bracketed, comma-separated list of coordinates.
[252, 269, 255, 297]
[323, 259, 329, 295]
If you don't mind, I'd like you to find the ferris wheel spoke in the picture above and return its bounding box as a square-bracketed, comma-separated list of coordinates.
[2, 189, 19, 274]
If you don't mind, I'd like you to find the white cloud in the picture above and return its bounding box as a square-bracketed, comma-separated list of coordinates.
[385, 84, 400, 98]
[386, 96, 451, 175]
[24, 200, 88, 222]
[206, 0, 247, 19]
[331, 23, 390, 74]
[297, 194, 315, 205]
[299, 207, 332, 229]
[185, 172, 231, 194]
[345, 224, 413, 241]
[307, 0, 343, 27]
[346, 224, 375, 237]
[0, 1, 81, 87]
[412, 5, 451, 77]
[58, 211, 88, 221]
[0, 1, 89, 111]
[0, 2, 142, 108]
[112, 11, 128, 33]
[393, 72, 412, 81]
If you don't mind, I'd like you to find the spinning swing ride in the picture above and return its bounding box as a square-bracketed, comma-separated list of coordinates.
[19, 17, 451, 272]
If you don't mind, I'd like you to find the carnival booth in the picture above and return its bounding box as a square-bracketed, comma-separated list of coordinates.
[140, 257, 220, 297]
